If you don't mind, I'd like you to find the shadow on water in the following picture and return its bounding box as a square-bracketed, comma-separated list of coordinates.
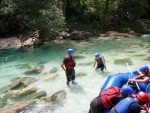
[69, 84, 85, 94]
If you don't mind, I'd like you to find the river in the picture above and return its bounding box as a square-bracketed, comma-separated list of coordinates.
[0, 36, 150, 113]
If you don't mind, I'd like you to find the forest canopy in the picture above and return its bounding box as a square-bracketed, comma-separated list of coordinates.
[0, 0, 150, 37]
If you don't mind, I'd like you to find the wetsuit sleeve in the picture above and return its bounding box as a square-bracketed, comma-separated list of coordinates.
[128, 103, 141, 113]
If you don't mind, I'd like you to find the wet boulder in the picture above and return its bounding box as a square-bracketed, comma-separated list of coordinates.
[24, 65, 44, 75]
[49, 67, 59, 73]
[0, 77, 36, 93]
[43, 73, 59, 81]
[74, 55, 85, 59]
[16, 64, 31, 69]
[78, 62, 93, 66]
[70, 30, 90, 40]
[42, 90, 66, 103]
[25, 91, 46, 100]
[4, 85, 37, 100]
[0, 97, 7, 108]
[144, 56, 150, 61]
[114, 58, 133, 65]
[0, 100, 35, 113]
[76, 72, 87, 77]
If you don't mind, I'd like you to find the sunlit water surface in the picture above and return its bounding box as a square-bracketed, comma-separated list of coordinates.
[0, 36, 150, 113]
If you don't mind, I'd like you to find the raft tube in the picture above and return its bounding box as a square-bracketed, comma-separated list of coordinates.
[100, 70, 150, 113]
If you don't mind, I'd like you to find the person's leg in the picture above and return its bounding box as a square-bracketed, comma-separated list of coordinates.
[96, 64, 100, 70]
[71, 69, 77, 84]
[99, 63, 104, 71]
[66, 69, 72, 86]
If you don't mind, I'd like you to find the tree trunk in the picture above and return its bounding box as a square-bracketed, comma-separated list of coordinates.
[101, 0, 110, 29]
[62, 0, 67, 17]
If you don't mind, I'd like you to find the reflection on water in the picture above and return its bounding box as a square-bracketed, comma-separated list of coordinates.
[0, 36, 150, 113]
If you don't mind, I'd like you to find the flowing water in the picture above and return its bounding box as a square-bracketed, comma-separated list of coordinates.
[0, 36, 150, 113]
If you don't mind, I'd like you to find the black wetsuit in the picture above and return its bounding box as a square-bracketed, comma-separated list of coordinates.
[95, 56, 104, 71]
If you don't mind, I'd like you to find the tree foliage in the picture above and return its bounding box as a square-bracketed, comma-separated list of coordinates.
[0, 0, 65, 36]
[0, 0, 150, 37]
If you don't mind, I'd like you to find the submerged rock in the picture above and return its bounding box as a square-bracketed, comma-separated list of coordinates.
[16, 64, 31, 70]
[114, 58, 133, 65]
[16, 90, 66, 112]
[78, 62, 93, 66]
[0, 97, 7, 108]
[4, 85, 37, 100]
[0, 100, 35, 113]
[24, 65, 44, 75]
[49, 67, 59, 73]
[74, 55, 85, 59]
[42, 90, 66, 103]
[0, 77, 36, 93]
[25, 91, 46, 100]
[144, 56, 150, 61]
[43, 73, 59, 81]
[76, 72, 87, 77]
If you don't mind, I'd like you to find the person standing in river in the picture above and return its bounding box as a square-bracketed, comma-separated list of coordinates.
[93, 52, 107, 71]
[61, 48, 77, 86]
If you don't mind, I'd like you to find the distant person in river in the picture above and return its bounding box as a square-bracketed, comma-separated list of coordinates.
[109, 92, 150, 113]
[93, 52, 106, 71]
[89, 85, 133, 113]
[61, 48, 77, 87]
[128, 65, 150, 83]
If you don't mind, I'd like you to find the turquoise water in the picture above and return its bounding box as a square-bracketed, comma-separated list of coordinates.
[0, 36, 150, 112]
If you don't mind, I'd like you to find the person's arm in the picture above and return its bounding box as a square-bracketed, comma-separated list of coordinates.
[128, 73, 144, 83]
[134, 73, 144, 79]
[61, 63, 66, 72]
[61, 58, 67, 72]
[93, 59, 96, 67]
[132, 77, 149, 83]
[141, 104, 149, 113]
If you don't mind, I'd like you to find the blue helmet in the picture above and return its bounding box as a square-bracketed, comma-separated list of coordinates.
[139, 65, 149, 71]
[67, 48, 74, 54]
[121, 85, 133, 95]
[95, 53, 100, 57]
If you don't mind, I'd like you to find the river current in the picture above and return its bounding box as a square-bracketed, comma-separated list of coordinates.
[0, 36, 150, 113]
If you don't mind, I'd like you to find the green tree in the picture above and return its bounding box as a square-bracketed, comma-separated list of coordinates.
[0, 0, 65, 37]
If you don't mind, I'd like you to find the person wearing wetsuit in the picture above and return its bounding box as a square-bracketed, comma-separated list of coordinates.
[89, 85, 133, 113]
[128, 65, 150, 83]
[109, 92, 150, 113]
[128, 65, 150, 92]
[93, 53, 106, 71]
[61, 48, 76, 86]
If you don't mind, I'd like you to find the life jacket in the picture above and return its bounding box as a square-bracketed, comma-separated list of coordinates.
[114, 97, 137, 113]
[100, 87, 121, 108]
[64, 57, 76, 69]
[96, 56, 103, 64]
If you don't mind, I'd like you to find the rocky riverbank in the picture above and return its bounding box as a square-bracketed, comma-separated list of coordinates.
[0, 30, 141, 50]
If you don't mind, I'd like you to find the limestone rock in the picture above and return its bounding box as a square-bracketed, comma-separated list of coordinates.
[42, 90, 66, 103]
[49, 67, 59, 73]
[114, 58, 133, 65]
[4, 85, 37, 99]
[0, 100, 35, 113]
[24, 65, 44, 75]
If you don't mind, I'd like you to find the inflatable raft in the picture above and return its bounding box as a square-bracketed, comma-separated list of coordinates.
[100, 70, 150, 113]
